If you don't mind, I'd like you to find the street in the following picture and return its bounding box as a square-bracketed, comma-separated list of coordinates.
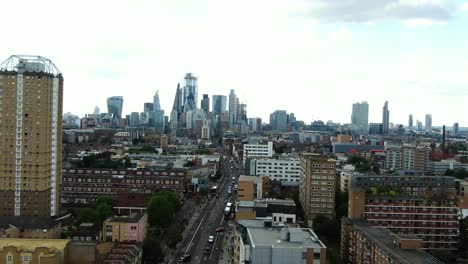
[167, 151, 241, 264]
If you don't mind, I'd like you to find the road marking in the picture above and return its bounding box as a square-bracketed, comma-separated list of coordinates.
[219, 217, 224, 225]
[185, 213, 207, 254]
[209, 233, 220, 260]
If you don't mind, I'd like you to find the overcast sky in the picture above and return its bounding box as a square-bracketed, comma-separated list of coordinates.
[1, 0, 467, 126]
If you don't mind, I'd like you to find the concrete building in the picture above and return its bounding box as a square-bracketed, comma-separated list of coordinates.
[336, 134, 352, 143]
[103, 213, 148, 242]
[0, 216, 61, 239]
[243, 141, 274, 163]
[430, 159, 464, 175]
[237, 175, 270, 202]
[234, 199, 297, 222]
[453, 122, 459, 135]
[234, 220, 327, 264]
[408, 114, 413, 129]
[382, 101, 390, 134]
[351, 101, 369, 130]
[425, 114, 432, 131]
[332, 143, 385, 154]
[247, 156, 301, 186]
[299, 153, 336, 224]
[341, 219, 443, 264]
[385, 145, 430, 172]
[0, 238, 70, 264]
[347, 175, 459, 250]
[0, 55, 63, 217]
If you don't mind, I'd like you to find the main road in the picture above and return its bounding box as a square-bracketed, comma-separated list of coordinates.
[168, 153, 240, 264]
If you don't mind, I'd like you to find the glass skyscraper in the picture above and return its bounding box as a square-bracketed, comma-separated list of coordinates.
[212, 95, 227, 115]
[107, 96, 124, 127]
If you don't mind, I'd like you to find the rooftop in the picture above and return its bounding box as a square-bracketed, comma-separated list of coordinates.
[239, 175, 258, 182]
[106, 213, 146, 223]
[248, 227, 325, 249]
[0, 238, 70, 252]
[0, 216, 59, 230]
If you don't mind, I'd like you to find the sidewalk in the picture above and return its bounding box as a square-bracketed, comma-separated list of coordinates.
[219, 221, 236, 264]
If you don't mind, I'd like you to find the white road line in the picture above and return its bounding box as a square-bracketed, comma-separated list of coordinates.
[209, 233, 220, 260]
[219, 216, 224, 225]
[185, 213, 207, 254]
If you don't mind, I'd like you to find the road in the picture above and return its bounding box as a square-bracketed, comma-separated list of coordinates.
[168, 151, 241, 264]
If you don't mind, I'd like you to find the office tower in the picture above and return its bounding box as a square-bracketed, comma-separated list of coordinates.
[270, 110, 288, 132]
[288, 112, 296, 124]
[453, 122, 459, 135]
[182, 73, 198, 111]
[143, 102, 153, 114]
[212, 95, 227, 115]
[201, 94, 210, 113]
[148, 110, 165, 134]
[172, 83, 183, 115]
[351, 101, 369, 129]
[229, 89, 237, 127]
[93, 105, 100, 115]
[382, 101, 389, 134]
[238, 103, 248, 123]
[299, 153, 336, 225]
[408, 114, 413, 129]
[170, 110, 178, 135]
[248, 117, 262, 133]
[129, 112, 139, 127]
[153, 90, 161, 111]
[425, 114, 432, 131]
[0, 55, 63, 217]
[107, 96, 124, 127]
[417, 120, 423, 131]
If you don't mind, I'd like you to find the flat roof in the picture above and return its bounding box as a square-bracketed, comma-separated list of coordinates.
[107, 213, 145, 223]
[355, 224, 443, 264]
[0, 238, 70, 251]
[239, 175, 258, 182]
[248, 227, 324, 249]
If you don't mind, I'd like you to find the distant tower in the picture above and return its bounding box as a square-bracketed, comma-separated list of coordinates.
[212, 95, 227, 115]
[382, 101, 390, 134]
[183, 73, 198, 111]
[153, 90, 161, 111]
[0, 55, 63, 217]
[107, 96, 124, 127]
[351, 101, 369, 129]
[229, 89, 237, 127]
[93, 105, 101, 115]
[425, 114, 432, 131]
[201, 94, 210, 113]
[453, 122, 459, 135]
[408, 114, 413, 129]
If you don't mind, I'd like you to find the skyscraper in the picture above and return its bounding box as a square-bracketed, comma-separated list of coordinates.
[270, 110, 288, 132]
[130, 112, 139, 127]
[425, 114, 432, 131]
[351, 101, 369, 129]
[107, 96, 124, 127]
[201, 94, 210, 113]
[183, 73, 198, 111]
[453, 122, 459, 135]
[0, 55, 63, 217]
[149, 110, 165, 134]
[229, 89, 237, 127]
[408, 114, 413, 129]
[212, 95, 227, 115]
[382, 101, 390, 134]
[153, 90, 161, 111]
[143, 102, 153, 114]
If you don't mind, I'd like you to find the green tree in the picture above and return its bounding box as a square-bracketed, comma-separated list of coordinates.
[147, 195, 175, 227]
[312, 215, 340, 243]
[77, 208, 99, 225]
[143, 237, 164, 262]
[166, 225, 182, 248]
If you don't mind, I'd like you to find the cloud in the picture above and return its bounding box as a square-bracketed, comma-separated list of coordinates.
[329, 27, 352, 41]
[290, 0, 455, 23]
[461, 2, 468, 11]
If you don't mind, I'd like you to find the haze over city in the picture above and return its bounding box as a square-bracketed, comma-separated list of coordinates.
[1, 0, 467, 125]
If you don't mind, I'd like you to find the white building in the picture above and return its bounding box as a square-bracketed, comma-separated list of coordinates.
[248, 156, 301, 186]
[243, 141, 274, 163]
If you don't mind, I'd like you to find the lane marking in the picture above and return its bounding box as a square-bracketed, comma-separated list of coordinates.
[185, 213, 207, 254]
[209, 233, 220, 260]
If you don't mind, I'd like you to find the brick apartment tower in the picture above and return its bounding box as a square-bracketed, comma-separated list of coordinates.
[299, 153, 336, 226]
[0, 55, 63, 217]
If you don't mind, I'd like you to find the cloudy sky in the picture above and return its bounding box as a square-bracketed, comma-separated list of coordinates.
[2, 0, 468, 126]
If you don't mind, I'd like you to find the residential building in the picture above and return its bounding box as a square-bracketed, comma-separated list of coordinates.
[348, 175, 459, 250]
[0, 216, 61, 239]
[299, 153, 336, 224]
[103, 213, 148, 242]
[102, 243, 143, 264]
[341, 219, 443, 264]
[61, 168, 187, 207]
[234, 220, 327, 264]
[382, 101, 390, 134]
[247, 156, 301, 186]
[385, 145, 430, 172]
[0, 238, 70, 264]
[0, 55, 63, 217]
[351, 101, 369, 130]
[243, 141, 274, 163]
[425, 114, 432, 131]
[237, 175, 270, 201]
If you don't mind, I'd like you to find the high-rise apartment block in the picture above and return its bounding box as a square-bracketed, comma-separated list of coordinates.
[385, 145, 430, 172]
[408, 114, 413, 129]
[382, 101, 390, 134]
[347, 175, 459, 250]
[0, 55, 63, 217]
[351, 101, 369, 129]
[425, 114, 432, 131]
[299, 153, 336, 225]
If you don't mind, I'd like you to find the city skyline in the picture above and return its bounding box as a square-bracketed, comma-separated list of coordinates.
[2, 0, 468, 126]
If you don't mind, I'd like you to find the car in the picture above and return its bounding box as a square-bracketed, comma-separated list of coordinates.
[204, 247, 211, 254]
[216, 227, 225, 232]
[208, 235, 214, 243]
[178, 254, 191, 263]
[228, 190, 232, 194]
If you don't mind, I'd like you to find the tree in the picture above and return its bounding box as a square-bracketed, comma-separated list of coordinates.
[312, 215, 340, 243]
[147, 195, 176, 227]
[143, 237, 164, 262]
[77, 208, 99, 225]
[166, 225, 182, 248]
